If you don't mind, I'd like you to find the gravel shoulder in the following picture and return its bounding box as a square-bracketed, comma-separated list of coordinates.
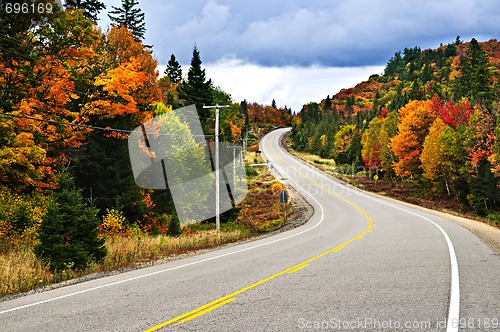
[362, 191, 500, 255]
[282, 136, 500, 255]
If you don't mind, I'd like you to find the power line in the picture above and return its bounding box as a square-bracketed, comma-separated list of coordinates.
[0, 112, 214, 138]
[0, 67, 93, 100]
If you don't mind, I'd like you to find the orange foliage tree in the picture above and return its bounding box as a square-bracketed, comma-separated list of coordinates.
[361, 117, 384, 168]
[247, 102, 291, 127]
[420, 118, 467, 195]
[390, 99, 437, 177]
[86, 25, 161, 123]
[0, 9, 102, 191]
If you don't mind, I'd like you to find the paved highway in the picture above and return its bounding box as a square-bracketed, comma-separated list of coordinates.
[1, 128, 499, 331]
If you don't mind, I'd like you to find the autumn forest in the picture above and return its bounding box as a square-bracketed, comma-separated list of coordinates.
[0, 0, 499, 295]
[291, 37, 500, 220]
[0, 0, 291, 284]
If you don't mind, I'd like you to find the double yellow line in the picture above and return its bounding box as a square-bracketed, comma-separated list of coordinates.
[145, 133, 375, 331]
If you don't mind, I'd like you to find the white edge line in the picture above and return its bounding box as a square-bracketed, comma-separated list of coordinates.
[368, 199, 460, 332]
[280, 133, 459, 332]
[0, 130, 325, 316]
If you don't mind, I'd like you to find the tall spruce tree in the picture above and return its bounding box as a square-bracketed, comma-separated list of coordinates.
[165, 54, 182, 84]
[178, 46, 213, 130]
[453, 38, 496, 108]
[240, 99, 249, 125]
[108, 0, 146, 41]
[65, 0, 106, 22]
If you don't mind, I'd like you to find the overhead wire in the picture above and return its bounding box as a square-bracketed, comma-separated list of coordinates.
[0, 112, 215, 138]
[0, 32, 241, 132]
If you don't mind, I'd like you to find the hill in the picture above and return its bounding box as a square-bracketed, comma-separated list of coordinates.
[290, 37, 500, 219]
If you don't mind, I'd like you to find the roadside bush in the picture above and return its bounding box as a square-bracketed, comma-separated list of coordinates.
[0, 191, 48, 241]
[35, 172, 107, 271]
[245, 164, 258, 177]
[486, 212, 500, 224]
[99, 209, 126, 236]
[165, 214, 181, 237]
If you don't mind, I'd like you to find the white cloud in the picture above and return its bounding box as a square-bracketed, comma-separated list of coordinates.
[100, 0, 497, 112]
[99, 0, 500, 67]
[160, 59, 384, 113]
[173, 0, 230, 41]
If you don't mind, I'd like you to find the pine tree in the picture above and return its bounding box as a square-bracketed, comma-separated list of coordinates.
[65, 0, 106, 22]
[271, 99, 277, 109]
[108, 0, 146, 41]
[35, 171, 107, 271]
[453, 38, 496, 108]
[240, 99, 249, 125]
[165, 54, 182, 84]
[178, 46, 213, 130]
[324, 95, 332, 111]
[166, 214, 181, 237]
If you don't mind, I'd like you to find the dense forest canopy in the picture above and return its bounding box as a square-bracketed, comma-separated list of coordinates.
[291, 38, 500, 217]
[0, 3, 291, 256]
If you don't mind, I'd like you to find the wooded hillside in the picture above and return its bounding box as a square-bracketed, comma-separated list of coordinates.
[291, 38, 500, 219]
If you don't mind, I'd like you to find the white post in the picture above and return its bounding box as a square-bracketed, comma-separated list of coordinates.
[204, 104, 229, 231]
[232, 147, 236, 186]
[215, 105, 220, 231]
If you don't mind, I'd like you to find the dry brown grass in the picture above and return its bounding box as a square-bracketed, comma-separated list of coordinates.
[0, 229, 251, 298]
[1, 150, 289, 298]
[98, 230, 250, 270]
[0, 242, 52, 297]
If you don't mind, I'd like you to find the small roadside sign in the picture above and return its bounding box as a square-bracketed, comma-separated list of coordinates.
[279, 190, 288, 203]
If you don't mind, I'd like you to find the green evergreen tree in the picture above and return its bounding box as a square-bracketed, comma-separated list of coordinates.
[271, 99, 277, 109]
[166, 214, 181, 237]
[73, 121, 149, 222]
[444, 43, 457, 57]
[453, 38, 496, 108]
[35, 171, 107, 271]
[240, 99, 249, 124]
[65, 0, 105, 22]
[178, 46, 213, 131]
[385, 51, 404, 77]
[324, 95, 332, 111]
[467, 159, 497, 216]
[108, 0, 146, 41]
[165, 54, 182, 84]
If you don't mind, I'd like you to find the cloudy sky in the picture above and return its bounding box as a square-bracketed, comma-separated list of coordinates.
[96, 0, 500, 113]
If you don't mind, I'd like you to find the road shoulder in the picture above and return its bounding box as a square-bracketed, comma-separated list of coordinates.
[281, 132, 500, 255]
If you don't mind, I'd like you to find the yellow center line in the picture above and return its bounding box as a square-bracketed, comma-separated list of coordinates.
[287, 263, 309, 274]
[144, 133, 375, 331]
[172, 298, 237, 326]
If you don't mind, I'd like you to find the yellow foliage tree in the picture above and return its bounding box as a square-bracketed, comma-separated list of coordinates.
[390, 99, 437, 177]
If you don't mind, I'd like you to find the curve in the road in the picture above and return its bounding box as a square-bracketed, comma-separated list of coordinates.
[144, 131, 375, 331]
[2, 128, 496, 332]
[268, 129, 460, 332]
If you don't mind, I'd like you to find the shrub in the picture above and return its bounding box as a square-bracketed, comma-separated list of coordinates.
[486, 212, 500, 224]
[0, 190, 48, 240]
[165, 214, 181, 237]
[35, 171, 107, 271]
[245, 164, 258, 177]
[100, 209, 126, 236]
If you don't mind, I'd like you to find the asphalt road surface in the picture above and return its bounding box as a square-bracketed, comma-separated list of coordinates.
[1, 128, 499, 331]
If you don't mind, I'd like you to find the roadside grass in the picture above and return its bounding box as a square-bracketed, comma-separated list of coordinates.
[0, 229, 251, 298]
[1, 150, 292, 298]
[285, 139, 500, 230]
[287, 146, 338, 175]
[0, 240, 52, 298]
